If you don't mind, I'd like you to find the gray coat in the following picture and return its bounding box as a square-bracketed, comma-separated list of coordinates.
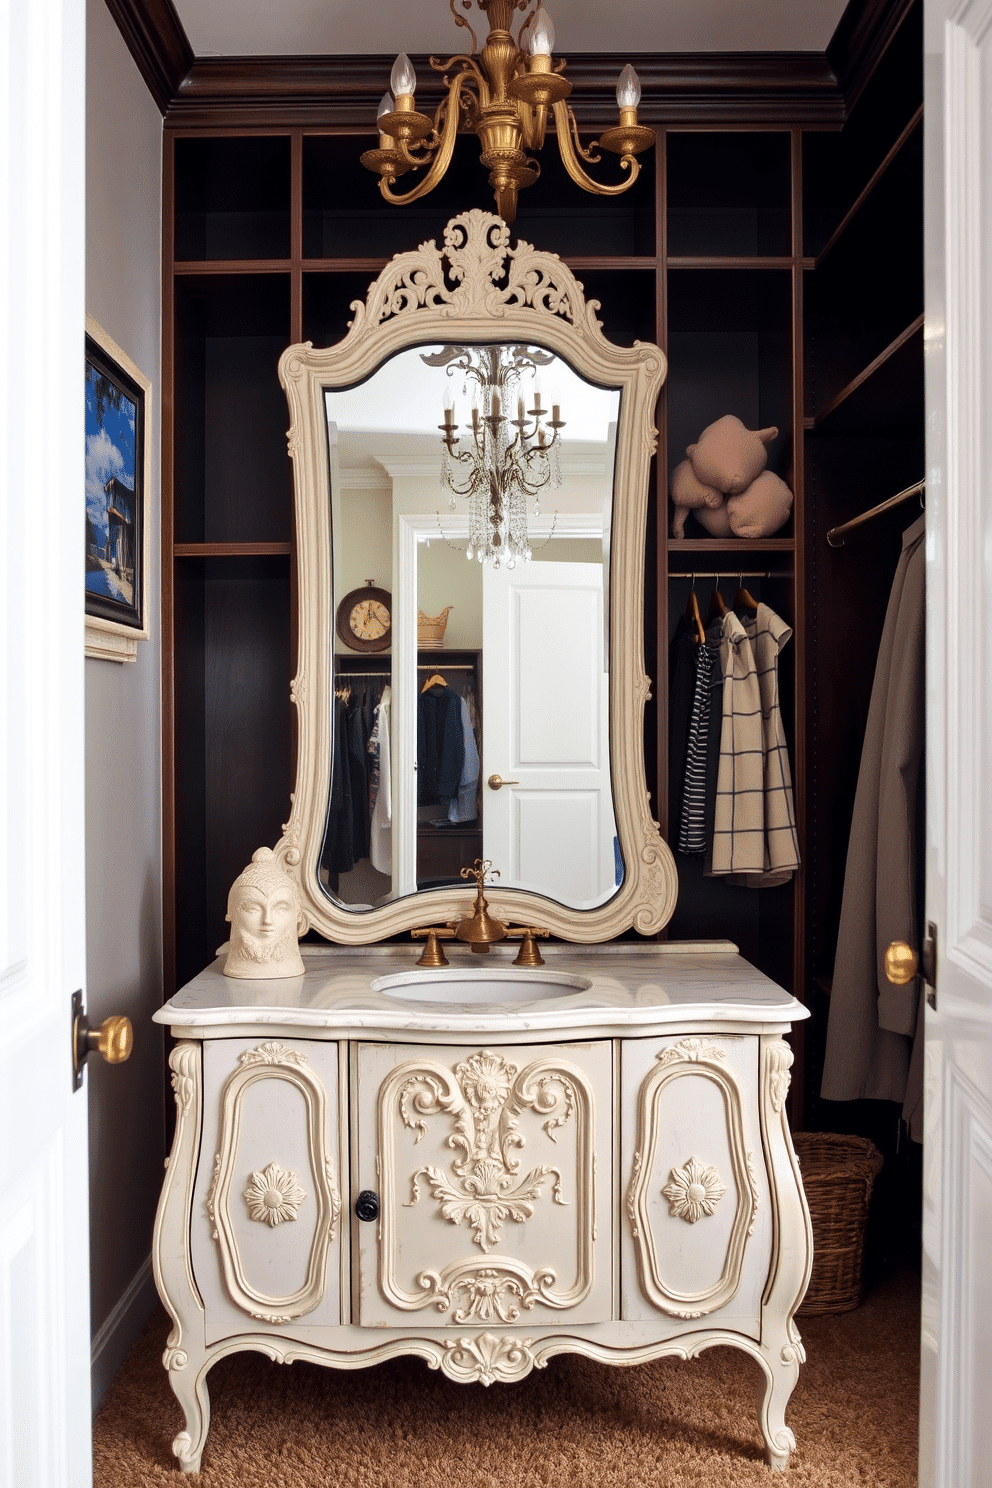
[821, 513, 925, 1140]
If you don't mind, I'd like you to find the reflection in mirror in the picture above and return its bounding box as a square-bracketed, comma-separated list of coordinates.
[319, 342, 621, 915]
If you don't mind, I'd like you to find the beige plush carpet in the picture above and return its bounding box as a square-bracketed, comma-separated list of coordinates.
[93, 1268, 919, 1487]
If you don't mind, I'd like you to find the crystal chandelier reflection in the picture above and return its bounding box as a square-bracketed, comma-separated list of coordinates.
[361, 2, 655, 224]
[424, 344, 564, 569]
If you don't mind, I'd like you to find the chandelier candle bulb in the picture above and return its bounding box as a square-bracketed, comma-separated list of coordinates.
[390, 52, 416, 101]
[616, 64, 642, 110]
[527, 5, 556, 57]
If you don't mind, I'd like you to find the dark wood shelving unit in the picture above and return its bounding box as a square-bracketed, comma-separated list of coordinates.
[808, 313, 923, 431]
[161, 0, 924, 1141]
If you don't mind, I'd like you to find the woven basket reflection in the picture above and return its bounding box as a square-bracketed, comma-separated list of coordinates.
[418, 605, 453, 646]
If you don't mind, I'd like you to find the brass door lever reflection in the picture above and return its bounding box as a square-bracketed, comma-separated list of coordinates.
[487, 773, 519, 790]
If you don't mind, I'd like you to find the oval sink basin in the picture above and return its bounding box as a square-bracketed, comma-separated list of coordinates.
[371, 968, 592, 1003]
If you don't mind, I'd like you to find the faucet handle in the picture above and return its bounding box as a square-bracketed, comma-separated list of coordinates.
[411, 926, 455, 967]
[460, 858, 500, 898]
[508, 927, 550, 967]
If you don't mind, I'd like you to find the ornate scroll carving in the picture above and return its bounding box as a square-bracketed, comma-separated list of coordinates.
[377, 1050, 596, 1317]
[662, 1157, 727, 1224]
[627, 1039, 759, 1318]
[210, 1042, 341, 1322]
[401, 1049, 570, 1253]
[439, 1333, 543, 1386]
[766, 1038, 794, 1113]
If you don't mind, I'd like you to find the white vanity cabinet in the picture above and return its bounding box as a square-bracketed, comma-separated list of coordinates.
[153, 944, 811, 1474]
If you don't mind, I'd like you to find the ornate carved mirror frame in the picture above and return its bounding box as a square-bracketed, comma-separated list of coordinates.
[269, 210, 677, 943]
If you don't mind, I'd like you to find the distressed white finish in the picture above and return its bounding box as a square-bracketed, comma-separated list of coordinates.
[153, 944, 811, 1473]
[482, 561, 616, 905]
[273, 210, 674, 944]
[624, 1036, 762, 1321]
[355, 1040, 611, 1327]
[0, 0, 91, 1479]
[921, 1, 992, 1480]
[197, 1040, 342, 1326]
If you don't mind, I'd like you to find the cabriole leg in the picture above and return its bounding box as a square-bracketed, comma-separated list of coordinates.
[164, 1348, 211, 1473]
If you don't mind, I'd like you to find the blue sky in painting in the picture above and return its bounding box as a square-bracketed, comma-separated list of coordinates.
[85, 364, 136, 548]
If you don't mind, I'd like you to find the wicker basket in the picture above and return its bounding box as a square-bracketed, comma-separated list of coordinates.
[418, 605, 453, 646]
[793, 1132, 883, 1315]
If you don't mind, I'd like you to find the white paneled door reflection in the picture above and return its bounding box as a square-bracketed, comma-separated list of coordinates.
[483, 562, 617, 908]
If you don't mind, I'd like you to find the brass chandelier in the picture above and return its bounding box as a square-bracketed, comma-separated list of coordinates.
[425, 344, 563, 569]
[361, 1, 655, 224]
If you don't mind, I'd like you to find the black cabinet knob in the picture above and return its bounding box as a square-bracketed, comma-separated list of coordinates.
[355, 1190, 380, 1222]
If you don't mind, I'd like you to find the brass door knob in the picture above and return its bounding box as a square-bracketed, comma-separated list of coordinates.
[72, 991, 133, 1090]
[884, 941, 919, 986]
[487, 773, 520, 791]
[89, 1015, 134, 1064]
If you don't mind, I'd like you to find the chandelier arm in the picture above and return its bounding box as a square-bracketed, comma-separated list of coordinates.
[517, 96, 548, 153]
[551, 100, 640, 196]
[446, 0, 479, 57]
[379, 77, 469, 207]
[561, 102, 602, 165]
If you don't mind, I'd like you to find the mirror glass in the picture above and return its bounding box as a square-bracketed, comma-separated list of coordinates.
[319, 341, 621, 914]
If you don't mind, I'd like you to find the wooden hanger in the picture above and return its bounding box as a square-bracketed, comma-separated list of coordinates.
[421, 672, 447, 693]
[706, 579, 727, 624]
[683, 575, 705, 644]
[735, 574, 759, 612]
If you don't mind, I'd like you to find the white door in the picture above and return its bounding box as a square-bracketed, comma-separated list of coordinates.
[920, 3, 992, 1483]
[482, 561, 616, 906]
[0, 0, 92, 1482]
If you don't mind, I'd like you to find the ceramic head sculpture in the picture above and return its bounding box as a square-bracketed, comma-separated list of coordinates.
[223, 847, 306, 979]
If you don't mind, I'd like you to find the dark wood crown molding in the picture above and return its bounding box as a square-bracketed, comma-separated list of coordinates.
[164, 51, 842, 130]
[107, 0, 916, 129]
[104, 0, 193, 114]
[828, 0, 918, 114]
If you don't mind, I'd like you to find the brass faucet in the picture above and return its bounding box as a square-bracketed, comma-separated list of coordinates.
[454, 860, 506, 951]
[411, 860, 550, 968]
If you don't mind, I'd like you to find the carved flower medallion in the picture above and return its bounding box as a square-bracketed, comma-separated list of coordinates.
[661, 1156, 727, 1224]
[243, 1162, 307, 1227]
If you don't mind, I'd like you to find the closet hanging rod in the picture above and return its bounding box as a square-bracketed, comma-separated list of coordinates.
[826, 479, 925, 548]
[333, 664, 477, 676]
[668, 570, 773, 580]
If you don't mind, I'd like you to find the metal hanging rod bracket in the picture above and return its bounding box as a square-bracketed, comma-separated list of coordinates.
[826, 479, 925, 548]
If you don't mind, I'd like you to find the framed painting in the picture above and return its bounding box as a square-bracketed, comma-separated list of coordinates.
[84, 314, 151, 662]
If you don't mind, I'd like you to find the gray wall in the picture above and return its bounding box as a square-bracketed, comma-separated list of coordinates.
[85, 0, 164, 1409]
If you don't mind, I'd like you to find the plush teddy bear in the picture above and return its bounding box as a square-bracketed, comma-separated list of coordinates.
[726, 469, 794, 539]
[687, 415, 778, 495]
[692, 500, 734, 538]
[669, 458, 724, 538]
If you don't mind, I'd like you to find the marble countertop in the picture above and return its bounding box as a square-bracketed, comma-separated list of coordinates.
[156, 940, 809, 1039]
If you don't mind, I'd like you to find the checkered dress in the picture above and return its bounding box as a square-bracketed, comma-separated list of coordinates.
[728, 604, 800, 884]
[708, 611, 766, 874]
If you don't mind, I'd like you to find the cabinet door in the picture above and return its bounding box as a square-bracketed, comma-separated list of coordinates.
[354, 1039, 612, 1328]
[620, 1034, 771, 1331]
[191, 1038, 343, 1335]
